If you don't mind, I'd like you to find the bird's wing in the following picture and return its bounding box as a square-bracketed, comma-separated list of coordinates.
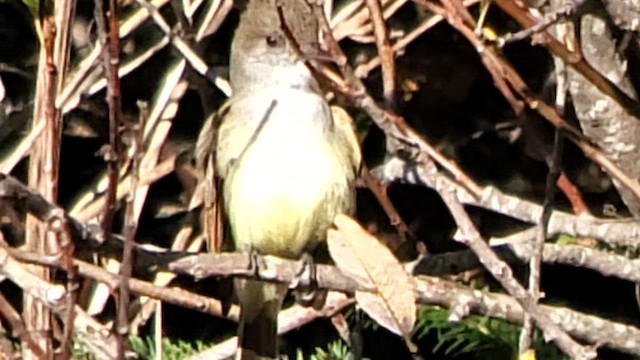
[331, 105, 362, 175]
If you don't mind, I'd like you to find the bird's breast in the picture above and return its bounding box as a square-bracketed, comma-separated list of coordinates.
[223, 90, 355, 258]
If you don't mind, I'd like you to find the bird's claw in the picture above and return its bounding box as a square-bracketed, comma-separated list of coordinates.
[293, 253, 323, 306]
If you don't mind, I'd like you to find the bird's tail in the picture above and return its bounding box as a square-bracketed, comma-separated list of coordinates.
[235, 278, 288, 360]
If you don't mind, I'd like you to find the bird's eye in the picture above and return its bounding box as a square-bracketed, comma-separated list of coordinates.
[265, 34, 283, 47]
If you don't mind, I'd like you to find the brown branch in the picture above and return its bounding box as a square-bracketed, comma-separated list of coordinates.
[556, 173, 590, 215]
[91, 4, 122, 354]
[104, 0, 123, 236]
[355, 0, 480, 78]
[7, 243, 640, 355]
[8, 247, 239, 322]
[189, 293, 354, 359]
[361, 167, 411, 249]
[494, 0, 640, 120]
[93, 0, 122, 255]
[6, 212, 640, 358]
[497, 2, 576, 46]
[119, 100, 148, 314]
[48, 212, 78, 359]
[420, 0, 526, 115]
[412, 227, 640, 286]
[1, 241, 120, 357]
[23, 0, 71, 355]
[23, 30, 56, 357]
[365, 0, 396, 108]
[520, 54, 570, 351]
[0, 246, 66, 310]
[0, 290, 45, 358]
[0, 173, 108, 248]
[518, 129, 564, 354]
[115, 99, 145, 359]
[309, 1, 482, 196]
[414, 276, 640, 356]
[72, 307, 119, 359]
[521, 120, 565, 351]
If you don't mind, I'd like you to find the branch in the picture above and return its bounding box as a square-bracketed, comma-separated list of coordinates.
[373, 156, 640, 248]
[0, 289, 45, 357]
[414, 276, 640, 355]
[5, 171, 640, 284]
[417, 227, 640, 285]
[7, 247, 239, 321]
[0, 173, 169, 264]
[438, 188, 595, 359]
[6, 172, 640, 355]
[365, 0, 396, 108]
[9, 245, 640, 356]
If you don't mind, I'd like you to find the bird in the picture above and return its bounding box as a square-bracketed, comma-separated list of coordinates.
[195, 0, 361, 357]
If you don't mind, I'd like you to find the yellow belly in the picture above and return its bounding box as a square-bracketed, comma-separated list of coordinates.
[221, 95, 356, 259]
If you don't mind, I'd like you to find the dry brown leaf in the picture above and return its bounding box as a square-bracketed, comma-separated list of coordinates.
[327, 214, 416, 337]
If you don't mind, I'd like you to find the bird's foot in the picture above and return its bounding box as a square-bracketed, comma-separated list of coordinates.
[293, 253, 326, 308]
[246, 247, 261, 277]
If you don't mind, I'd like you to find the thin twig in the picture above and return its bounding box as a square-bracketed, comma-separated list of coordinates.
[0, 281, 45, 358]
[361, 166, 411, 248]
[365, 0, 396, 108]
[8, 247, 240, 321]
[93, 0, 122, 248]
[355, 0, 481, 78]
[93, 0, 125, 355]
[520, 53, 569, 350]
[49, 211, 78, 359]
[116, 102, 145, 358]
[520, 127, 564, 353]
[497, 2, 576, 46]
